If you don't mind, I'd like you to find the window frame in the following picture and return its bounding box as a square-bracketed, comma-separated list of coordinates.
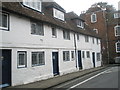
[116, 42, 120, 53]
[52, 27, 57, 38]
[31, 21, 44, 36]
[32, 52, 45, 66]
[85, 35, 89, 42]
[53, 8, 65, 21]
[114, 13, 120, 18]
[77, 20, 84, 28]
[23, 0, 42, 12]
[86, 51, 90, 58]
[114, 25, 120, 36]
[63, 30, 70, 40]
[71, 51, 75, 60]
[63, 51, 70, 61]
[91, 13, 97, 23]
[0, 12, 9, 31]
[17, 51, 27, 68]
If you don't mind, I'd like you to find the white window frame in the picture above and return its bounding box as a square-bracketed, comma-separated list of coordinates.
[86, 51, 90, 58]
[91, 13, 97, 23]
[114, 13, 120, 18]
[23, 0, 42, 12]
[77, 20, 84, 28]
[52, 27, 57, 38]
[31, 21, 44, 36]
[53, 8, 65, 21]
[97, 53, 101, 61]
[114, 25, 120, 36]
[17, 51, 27, 68]
[71, 51, 75, 60]
[63, 51, 70, 61]
[116, 42, 120, 53]
[0, 12, 9, 30]
[32, 52, 45, 66]
[63, 30, 70, 40]
[85, 36, 89, 42]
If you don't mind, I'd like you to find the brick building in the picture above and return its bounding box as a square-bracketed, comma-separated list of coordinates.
[81, 6, 120, 64]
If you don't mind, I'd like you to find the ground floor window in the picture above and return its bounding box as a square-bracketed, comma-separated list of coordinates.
[86, 51, 90, 58]
[97, 53, 100, 61]
[82, 51, 85, 58]
[71, 51, 75, 60]
[17, 51, 27, 68]
[32, 52, 45, 66]
[116, 42, 120, 53]
[63, 51, 70, 61]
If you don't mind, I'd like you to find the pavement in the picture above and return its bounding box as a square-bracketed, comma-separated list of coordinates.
[8, 65, 111, 89]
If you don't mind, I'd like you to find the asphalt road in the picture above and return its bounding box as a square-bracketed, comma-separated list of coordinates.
[53, 65, 120, 89]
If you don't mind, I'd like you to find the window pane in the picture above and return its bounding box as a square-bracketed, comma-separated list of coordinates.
[117, 43, 120, 52]
[97, 53, 100, 61]
[38, 52, 45, 65]
[32, 53, 38, 65]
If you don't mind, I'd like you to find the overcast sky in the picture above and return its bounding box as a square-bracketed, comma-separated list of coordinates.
[54, 0, 120, 15]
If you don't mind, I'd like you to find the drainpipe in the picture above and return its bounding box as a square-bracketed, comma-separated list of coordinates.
[103, 10, 110, 64]
[74, 33, 77, 68]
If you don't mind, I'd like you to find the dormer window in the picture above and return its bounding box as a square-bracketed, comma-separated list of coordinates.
[53, 8, 65, 21]
[114, 13, 120, 18]
[23, 0, 42, 12]
[77, 20, 84, 28]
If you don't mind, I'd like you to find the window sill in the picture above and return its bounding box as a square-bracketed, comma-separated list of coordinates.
[32, 64, 45, 67]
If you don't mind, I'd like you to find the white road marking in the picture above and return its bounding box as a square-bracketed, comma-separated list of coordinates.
[67, 69, 111, 89]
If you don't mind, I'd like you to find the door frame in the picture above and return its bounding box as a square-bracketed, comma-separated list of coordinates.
[52, 52, 59, 76]
[77, 50, 82, 69]
[92, 52, 96, 68]
[0, 49, 12, 87]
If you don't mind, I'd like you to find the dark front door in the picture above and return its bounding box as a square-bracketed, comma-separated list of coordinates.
[0, 50, 11, 87]
[52, 52, 59, 76]
[78, 51, 82, 69]
[92, 52, 95, 67]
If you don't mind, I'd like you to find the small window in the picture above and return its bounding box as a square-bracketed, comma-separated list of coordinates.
[63, 30, 70, 40]
[114, 25, 120, 36]
[116, 42, 120, 53]
[53, 8, 65, 21]
[77, 20, 84, 28]
[92, 37, 95, 44]
[91, 13, 97, 23]
[96, 38, 99, 45]
[86, 51, 90, 58]
[71, 51, 75, 60]
[93, 29, 98, 34]
[31, 21, 44, 35]
[63, 51, 70, 61]
[114, 13, 120, 18]
[97, 53, 100, 61]
[85, 36, 89, 42]
[82, 51, 85, 58]
[77, 34, 80, 41]
[17, 51, 27, 68]
[32, 52, 45, 66]
[23, 0, 42, 12]
[52, 27, 57, 38]
[0, 12, 9, 30]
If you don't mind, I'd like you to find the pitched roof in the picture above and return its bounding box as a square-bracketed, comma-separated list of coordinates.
[2, 2, 100, 38]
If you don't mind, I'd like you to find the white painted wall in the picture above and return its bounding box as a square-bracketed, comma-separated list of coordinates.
[0, 13, 102, 86]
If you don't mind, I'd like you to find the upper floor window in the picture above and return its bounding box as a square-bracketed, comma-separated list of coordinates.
[23, 0, 42, 12]
[53, 8, 65, 21]
[114, 25, 120, 36]
[96, 38, 99, 45]
[63, 30, 70, 40]
[91, 13, 97, 23]
[52, 27, 57, 38]
[0, 12, 9, 30]
[85, 36, 89, 42]
[114, 13, 120, 18]
[93, 29, 98, 34]
[77, 34, 80, 41]
[92, 37, 95, 44]
[31, 21, 44, 36]
[77, 20, 84, 28]
[116, 42, 120, 53]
